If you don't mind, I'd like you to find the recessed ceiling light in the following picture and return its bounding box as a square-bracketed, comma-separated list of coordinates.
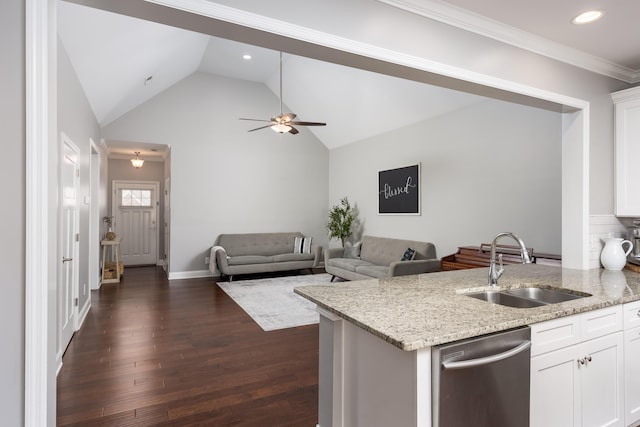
[242, 54, 252, 60]
[572, 10, 604, 24]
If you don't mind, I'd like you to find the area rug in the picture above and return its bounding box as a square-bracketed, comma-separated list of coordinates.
[217, 274, 334, 331]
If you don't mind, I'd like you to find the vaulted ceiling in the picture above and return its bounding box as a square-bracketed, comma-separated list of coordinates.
[58, 0, 639, 154]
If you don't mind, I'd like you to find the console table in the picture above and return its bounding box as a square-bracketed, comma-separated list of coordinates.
[101, 236, 122, 284]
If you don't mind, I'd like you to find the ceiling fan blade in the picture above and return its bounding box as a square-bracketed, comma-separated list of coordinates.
[248, 124, 274, 132]
[240, 118, 272, 122]
[290, 121, 326, 127]
[288, 126, 299, 135]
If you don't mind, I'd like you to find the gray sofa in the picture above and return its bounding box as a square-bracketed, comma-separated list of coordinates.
[324, 235, 440, 281]
[210, 232, 322, 281]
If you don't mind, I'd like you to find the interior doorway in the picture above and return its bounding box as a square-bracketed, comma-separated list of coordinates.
[112, 180, 160, 266]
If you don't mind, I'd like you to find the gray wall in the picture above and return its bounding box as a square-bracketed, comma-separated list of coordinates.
[330, 99, 562, 258]
[107, 158, 167, 263]
[1, 1, 24, 425]
[209, 0, 632, 216]
[58, 39, 106, 315]
[103, 72, 330, 274]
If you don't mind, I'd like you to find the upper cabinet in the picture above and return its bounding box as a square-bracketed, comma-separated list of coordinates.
[612, 86, 640, 216]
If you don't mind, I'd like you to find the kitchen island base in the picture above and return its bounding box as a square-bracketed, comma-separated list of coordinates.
[317, 308, 431, 427]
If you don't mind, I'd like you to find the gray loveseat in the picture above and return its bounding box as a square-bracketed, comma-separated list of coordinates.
[210, 232, 322, 281]
[324, 235, 440, 281]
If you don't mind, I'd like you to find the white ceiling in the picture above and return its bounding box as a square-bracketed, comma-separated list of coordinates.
[58, 0, 639, 154]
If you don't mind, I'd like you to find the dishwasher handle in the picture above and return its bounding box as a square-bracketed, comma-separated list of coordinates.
[442, 341, 531, 370]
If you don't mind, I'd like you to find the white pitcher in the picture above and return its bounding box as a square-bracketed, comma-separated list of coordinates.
[600, 237, 633, 271]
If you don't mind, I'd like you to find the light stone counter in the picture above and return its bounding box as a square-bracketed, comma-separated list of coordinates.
[295, 264, 640, 351]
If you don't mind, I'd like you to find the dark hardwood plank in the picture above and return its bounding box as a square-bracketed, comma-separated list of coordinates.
[57, 267, 319, 426]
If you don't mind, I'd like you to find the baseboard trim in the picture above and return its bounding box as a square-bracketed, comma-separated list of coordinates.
[77, 299, 90, 331]
[168, 270, 214, 280]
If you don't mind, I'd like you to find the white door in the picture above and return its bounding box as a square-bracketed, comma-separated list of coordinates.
[59, 137, 80, 355]
[530, 344, 580, 427]
[580, 332, 624, 427]
[113, 181, 159, 266]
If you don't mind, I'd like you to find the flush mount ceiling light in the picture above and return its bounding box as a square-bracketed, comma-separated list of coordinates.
[242, 54, 252, 60]
[572, 10, 604, 24]
[130, 151, 144, 169]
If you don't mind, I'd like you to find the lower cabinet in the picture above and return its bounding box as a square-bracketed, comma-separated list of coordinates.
[530, 306, 624, 427]
[531, 332, 624, 427]
[625, 327, 640, 426]
[624, 300, 640, 427]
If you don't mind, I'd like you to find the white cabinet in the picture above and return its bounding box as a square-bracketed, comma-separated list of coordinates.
[612, 86, 640, 216]
[624, 301, 640, 426]
[531, 306, 624, 427]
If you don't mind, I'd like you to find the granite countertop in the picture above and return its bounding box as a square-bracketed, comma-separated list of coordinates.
[294, 264, 640, 351]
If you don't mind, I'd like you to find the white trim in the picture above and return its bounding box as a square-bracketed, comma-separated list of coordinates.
[375, 0, 640, 84]
[77, 297, 91, 332]
[168, 269, 213, 280]
[144, 0, 588, 110]
[26, 0, 55, 425]
[89, 139, 101, 290]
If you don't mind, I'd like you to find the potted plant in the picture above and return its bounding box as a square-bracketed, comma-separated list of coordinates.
[327, 197, 355, 247]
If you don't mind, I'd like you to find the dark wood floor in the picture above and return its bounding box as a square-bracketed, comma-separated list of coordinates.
[57, 267, 319, 426]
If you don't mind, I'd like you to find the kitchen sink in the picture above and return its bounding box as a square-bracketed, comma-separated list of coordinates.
[464, 286, 591, 308]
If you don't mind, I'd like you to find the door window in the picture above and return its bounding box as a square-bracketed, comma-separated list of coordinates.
[121, 189, 152, 207]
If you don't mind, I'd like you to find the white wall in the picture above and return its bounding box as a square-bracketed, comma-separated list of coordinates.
[330, 99, 562, 258]
[102, 72, 330, 275]
[1, 1, 25, 425]
[57, 40, 105, 321]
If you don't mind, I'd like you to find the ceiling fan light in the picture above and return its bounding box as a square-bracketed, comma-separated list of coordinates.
[131, 151, 145, 169]
[271, 123, 292, 133]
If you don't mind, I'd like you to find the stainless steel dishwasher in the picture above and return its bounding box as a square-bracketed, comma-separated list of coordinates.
[432, 326, 531, 427]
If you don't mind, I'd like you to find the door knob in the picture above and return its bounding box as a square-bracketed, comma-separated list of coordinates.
[62, 257, 73, 262]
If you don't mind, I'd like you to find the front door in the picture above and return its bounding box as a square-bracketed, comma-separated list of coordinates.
[113, 181, 159, 266]
[60, 137, 80, 355]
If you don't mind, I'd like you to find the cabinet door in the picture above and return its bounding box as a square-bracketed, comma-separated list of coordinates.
[625, 327, 640, 426]
[614, 96, 640, 216]
[581, 332, 624, 427]
[531, 345, 580, 427]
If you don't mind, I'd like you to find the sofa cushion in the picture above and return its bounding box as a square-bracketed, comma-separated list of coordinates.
[273, 253, 314, 262]
[228, 255, 274, 266]
[343, 241, 362, 259]
[355, 265, 390, 278]
[359, 235, 436, 266]
[327, 257, 372, 272]
[218, 232, 304, 257]
[293, 236, 313, 254]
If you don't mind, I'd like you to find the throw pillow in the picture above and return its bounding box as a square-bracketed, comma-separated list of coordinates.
[401, 247, 416, 261]
[294, 236, 312, 254]
[343, 241, 362, 259]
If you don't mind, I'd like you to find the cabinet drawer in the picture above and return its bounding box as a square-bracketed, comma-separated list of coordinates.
[581, 305, 623, 342]
[531, 314, 581, 356]
[624, 300, 640, 330]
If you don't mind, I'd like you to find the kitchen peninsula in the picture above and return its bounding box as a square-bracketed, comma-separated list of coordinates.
[295, 264, 640, 427]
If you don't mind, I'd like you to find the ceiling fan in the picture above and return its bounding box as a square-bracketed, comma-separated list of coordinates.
[240, 52, 326, 135]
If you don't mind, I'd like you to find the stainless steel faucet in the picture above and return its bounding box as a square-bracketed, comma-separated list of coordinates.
[488, 232, 532, 286]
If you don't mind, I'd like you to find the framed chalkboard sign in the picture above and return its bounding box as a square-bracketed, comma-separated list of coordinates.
[378, 163, 421, 215]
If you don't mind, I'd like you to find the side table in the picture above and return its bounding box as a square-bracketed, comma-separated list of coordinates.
[101, 236, 122, 284]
